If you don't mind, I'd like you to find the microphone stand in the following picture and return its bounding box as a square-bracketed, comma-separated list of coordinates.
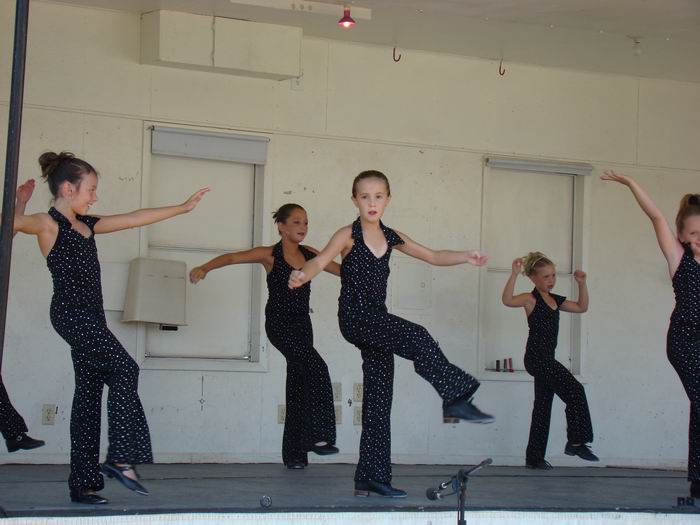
[426, 458, 492, 525]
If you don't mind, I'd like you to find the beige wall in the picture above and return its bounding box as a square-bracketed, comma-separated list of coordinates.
[1, 0, 699, 468]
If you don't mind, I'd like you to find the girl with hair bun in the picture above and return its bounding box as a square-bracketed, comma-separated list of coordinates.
[189, 203, 340, 470]
[502, 251, 596, 469]
[602, 170, 700, 496]
[13, 151, 209, 504]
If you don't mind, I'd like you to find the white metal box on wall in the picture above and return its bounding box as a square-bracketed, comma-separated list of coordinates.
[213, 17, 301, 80]
[140, 10, 213, 70]
[140, 10, 302, 80]
[122, 257, 188, 326]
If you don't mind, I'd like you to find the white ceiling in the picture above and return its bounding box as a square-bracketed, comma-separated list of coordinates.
[307, 0, 700, 41]
[38, 0, 700, 82]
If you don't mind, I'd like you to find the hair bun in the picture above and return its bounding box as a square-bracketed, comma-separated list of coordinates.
[38, 151, 74, 180]
[272, 203, 303, 224]
[521, 251, 551, 276]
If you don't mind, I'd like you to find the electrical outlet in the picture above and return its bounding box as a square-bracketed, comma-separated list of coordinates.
[353, 383, 363, 402]
[353, 405, 362, 426]
[277, 404, 286, 424]
[332, 382, 342, 402]
[334, 405, 342, 425]
[41, 404, 56, 425]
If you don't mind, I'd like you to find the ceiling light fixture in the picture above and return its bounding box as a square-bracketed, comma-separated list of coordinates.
[338, 6, 355, 28]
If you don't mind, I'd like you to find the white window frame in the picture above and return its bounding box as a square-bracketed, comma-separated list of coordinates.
[135, 122, 273, 372]
[477, 156, 593, 382]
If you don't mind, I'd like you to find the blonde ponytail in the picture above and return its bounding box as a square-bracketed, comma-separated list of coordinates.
[676, 194, 700, 236]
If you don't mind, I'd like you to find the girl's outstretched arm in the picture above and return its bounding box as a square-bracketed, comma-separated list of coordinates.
[601, 170, 682, 276]
[560, 271, 589, 313]
[393, 231, 488, 267]
[93, 187, 210, 234]
[190, 246, 273, 284]
[289, 226, 351, 288]
[502, 258, 535, 309]
[305, 246, 342, 276]
[12, 179, 36, 237]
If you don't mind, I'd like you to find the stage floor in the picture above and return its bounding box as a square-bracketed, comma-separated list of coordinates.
[0, 463, 698, 518]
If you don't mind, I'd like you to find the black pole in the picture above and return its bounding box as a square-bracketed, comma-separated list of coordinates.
[0, 0, 30, 374]
[457, 474, 468, 525]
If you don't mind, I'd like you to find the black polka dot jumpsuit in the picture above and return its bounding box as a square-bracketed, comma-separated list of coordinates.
[524, 287, 593, 464]
[667, 245, 700, 482]
[46, 208, 152, 496]
[265, 241, 336, 466]
[0, 377, 28, 441]
[339, 219, 480, 484]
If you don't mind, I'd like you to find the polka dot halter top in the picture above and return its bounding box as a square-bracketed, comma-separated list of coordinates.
[339, 218, 404, 314]
[526, 287, 566, 356]
[266, 241, 316, 315]
[671, 245, 700, 326]
[46, 207, 103, 309]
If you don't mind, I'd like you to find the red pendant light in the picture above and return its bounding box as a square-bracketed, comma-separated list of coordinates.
[338, 7, 355, 28]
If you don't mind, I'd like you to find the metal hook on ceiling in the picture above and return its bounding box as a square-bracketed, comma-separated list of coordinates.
[393, 47, 402, 62]
[498, 58, 506, 76]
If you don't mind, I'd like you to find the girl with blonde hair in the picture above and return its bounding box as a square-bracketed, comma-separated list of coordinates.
[502, 251, 597, 469]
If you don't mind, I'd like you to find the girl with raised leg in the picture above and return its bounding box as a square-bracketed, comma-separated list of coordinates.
[1, 180, 45, 454]
[289, 170, 493, 498]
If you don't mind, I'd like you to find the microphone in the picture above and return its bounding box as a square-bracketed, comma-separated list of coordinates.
[426, 487, 441, 500]
[426, 478, 453, 500]
[426, 458, 493, 501]
[461, 457, 493, 476]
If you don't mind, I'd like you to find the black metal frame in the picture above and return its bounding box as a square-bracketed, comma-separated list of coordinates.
[0, 0, 30, 373]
